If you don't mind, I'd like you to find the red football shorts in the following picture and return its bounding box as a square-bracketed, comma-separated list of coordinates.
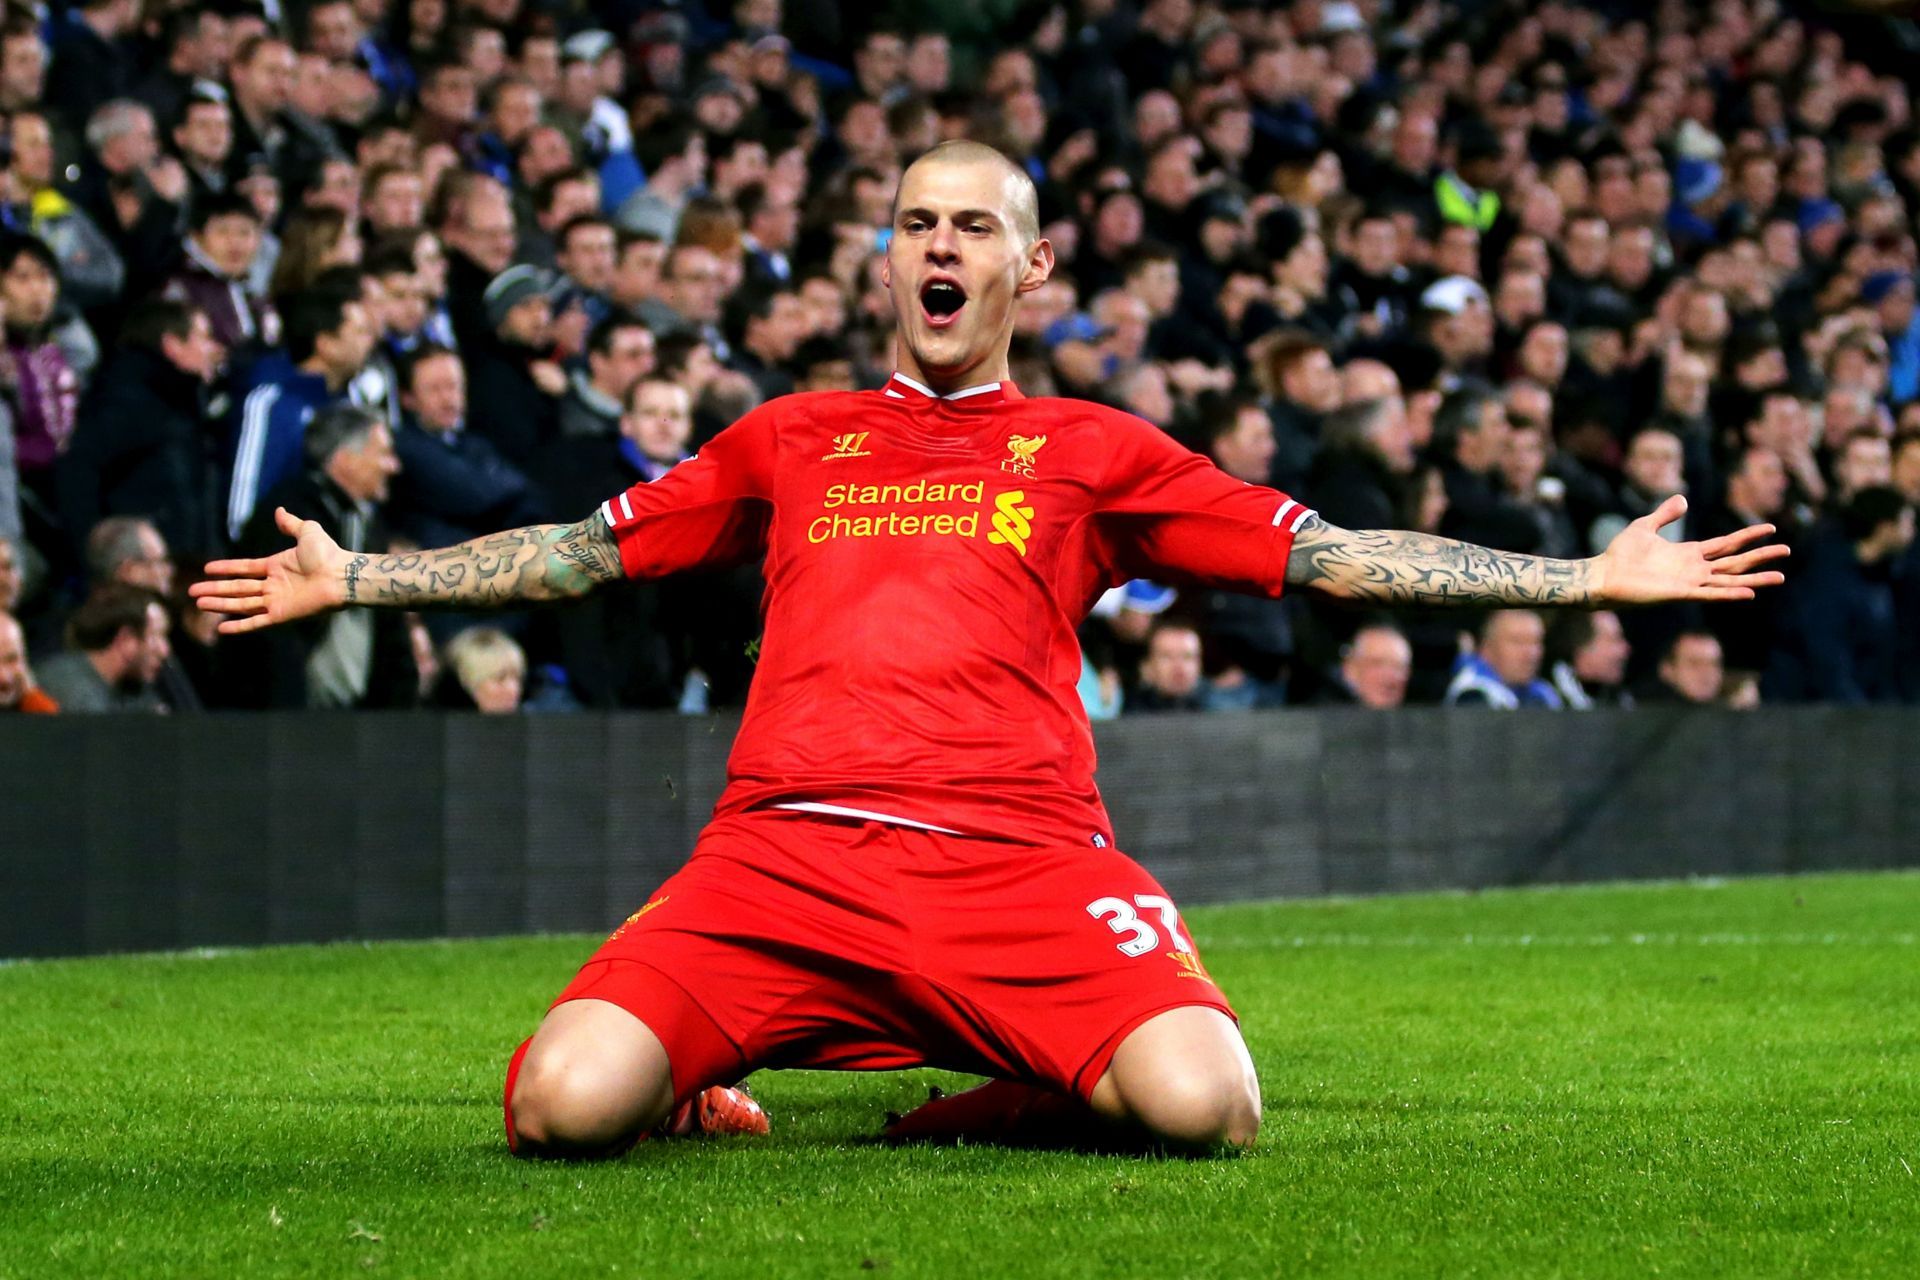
[545, 808, 1234, 1104]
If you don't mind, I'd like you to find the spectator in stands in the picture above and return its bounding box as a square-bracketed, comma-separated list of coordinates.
[270, 206, 361, 298]
[542, 372, 704, 709]
[164, 192, 278, 355]
[552, 215, 617, 328]
[433, 626, 526, 713]
[1, 235, 83, 528]
[1764, 487, 1915, 704]
[637, 243, 732, 361]
[0, 19, 47, 119]
[390, 345, 539, 550]
[225, 35, 315, 190]
[363, 240, 430, 357]
[1431, 383, 1536, 552]
[1592, 427, 1688, 549]
[363, 164, 425, 238]
[1310, 397, 1414, 531]
[1832, 434, 1894, 506]
[609, 232, 668, 320]
[46, 0, 140, 136]
[4, 110, 125, 313]
[83, 515, 171, 600]
[738, 183, 799, 289]
[543, 372, 695, 524]
[0, 607, 56, 713]
[559, 317, 655, 440]
[1546, 611, 1634, 709]
[729, 288, 807, 402]
[230, 405, 412, 709]
[1197, 393, 1292, 708]
[615, 116, 707, 239]
[1500, 416, 1582, 561]
[1317, 621, 1413, 709]
[1417, 276, 1496, 382]
[1255, 330, 1340, 492]
[558, 32, 641, 209]
[135, 7, 229, 136]
[1203, 394, 1276, 485]
[173, 88, 237, 212]
[34, 582, 169, 713]
[1125, 621, 1212, 715]
[70, 99, 187, 297]
[1649, 348, 1717, 497]
[1332, 206, 1413, 338]
[1445, 610, 1562, 708]
[1261, 209, 1353, 350]
[520, 167, 601, 273]
[438, 174, 517, 349]
[1641, 631, 1730, 707]
[226, 284, 377, 540]
[470, 75, 542, 188]
[465, 265, 564, 466]
[81, 515, 202, 711]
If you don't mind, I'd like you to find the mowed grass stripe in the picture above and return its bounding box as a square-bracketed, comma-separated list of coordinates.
[2, 871, 1916, 1279]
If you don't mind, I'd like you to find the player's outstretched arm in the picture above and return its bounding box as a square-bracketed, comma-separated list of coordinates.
[1285, 495, 1787, 608]
[190, 507, 623, 634]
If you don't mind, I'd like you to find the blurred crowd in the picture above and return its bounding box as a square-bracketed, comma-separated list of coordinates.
[2, 0, 1919, 720]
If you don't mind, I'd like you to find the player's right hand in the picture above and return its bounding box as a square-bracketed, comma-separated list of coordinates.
[190, 508, 351, 634]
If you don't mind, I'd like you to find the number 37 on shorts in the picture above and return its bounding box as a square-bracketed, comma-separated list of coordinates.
[1087, 894, 1212, 980]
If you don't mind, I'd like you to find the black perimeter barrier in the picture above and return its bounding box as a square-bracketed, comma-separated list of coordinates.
[3, 709, 1916, 959]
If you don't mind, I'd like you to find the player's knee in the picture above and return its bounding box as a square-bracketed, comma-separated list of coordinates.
[1131, 1065, 1261, 1150]
[509, 1049, 657, 1159]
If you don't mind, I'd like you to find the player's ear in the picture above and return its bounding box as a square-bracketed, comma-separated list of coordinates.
[881, 254, 891, 289]
[1017, 237, 1054, 296]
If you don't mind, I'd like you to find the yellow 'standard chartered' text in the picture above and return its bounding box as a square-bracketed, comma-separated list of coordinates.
[823, 480, 985, 508]
[808, 479, 1034, 550]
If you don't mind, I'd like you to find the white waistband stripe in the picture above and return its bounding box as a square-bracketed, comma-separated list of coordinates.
[774, 801, 964, 835]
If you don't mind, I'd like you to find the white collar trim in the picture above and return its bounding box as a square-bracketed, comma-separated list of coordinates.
[887, 371, 1003, 401]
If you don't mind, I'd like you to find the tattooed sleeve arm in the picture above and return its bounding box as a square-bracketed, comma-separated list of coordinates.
[1283, 514, 1596, 607]
[192, 508, 625, 635]
[1282, 501, 1788, 607]
[344, 518, 624, 608]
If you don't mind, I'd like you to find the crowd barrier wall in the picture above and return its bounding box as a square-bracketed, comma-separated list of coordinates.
[3, 709, 1915, 959]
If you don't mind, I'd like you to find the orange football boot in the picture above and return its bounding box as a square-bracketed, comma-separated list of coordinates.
[661, 1084, 771, 1138]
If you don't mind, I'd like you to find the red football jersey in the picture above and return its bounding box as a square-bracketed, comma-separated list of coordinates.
[599, 373, 1316, 845]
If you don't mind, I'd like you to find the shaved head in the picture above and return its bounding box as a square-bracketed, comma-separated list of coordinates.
[885, 139, 1054, 390]
[897, 141, 1040, 246]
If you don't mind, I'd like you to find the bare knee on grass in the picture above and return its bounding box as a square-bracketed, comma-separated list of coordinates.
[510, 999, 675, 1158]
[1092, 1006, 1262, 1150]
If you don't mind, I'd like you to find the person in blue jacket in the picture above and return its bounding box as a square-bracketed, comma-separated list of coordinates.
[225, 284, 376, 542]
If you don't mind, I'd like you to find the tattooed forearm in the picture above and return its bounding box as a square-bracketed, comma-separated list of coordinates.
[346, 518, 622, 609]
[1284, 515, 1596, 607]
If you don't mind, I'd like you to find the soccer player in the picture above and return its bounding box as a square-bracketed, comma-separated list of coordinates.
[194, 142, 1787, 1157]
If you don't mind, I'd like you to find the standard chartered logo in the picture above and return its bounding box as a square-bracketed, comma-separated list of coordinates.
[986, 489, 1034, 557]
[806, 479, 1038, 556]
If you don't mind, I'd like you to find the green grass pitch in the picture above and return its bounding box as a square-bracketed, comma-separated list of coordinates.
[5, 871, 1917, 1279]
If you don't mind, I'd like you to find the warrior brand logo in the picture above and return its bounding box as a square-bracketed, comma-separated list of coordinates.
[1001, 434, 1047, 476]
[987, 490, 1035, 556]
[823, 432, 872, 460]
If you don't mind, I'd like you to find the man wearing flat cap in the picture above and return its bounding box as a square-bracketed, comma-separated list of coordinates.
[464, 264, 566, 467]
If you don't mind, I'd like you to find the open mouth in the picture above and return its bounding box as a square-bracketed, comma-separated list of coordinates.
[920, 279, 967, 328]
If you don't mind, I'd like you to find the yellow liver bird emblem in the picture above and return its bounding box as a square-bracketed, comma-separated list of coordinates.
[1002, 434, 1047, 476]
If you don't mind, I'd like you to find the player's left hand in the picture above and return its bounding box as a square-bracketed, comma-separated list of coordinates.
[1594, 495, 1789, 605]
